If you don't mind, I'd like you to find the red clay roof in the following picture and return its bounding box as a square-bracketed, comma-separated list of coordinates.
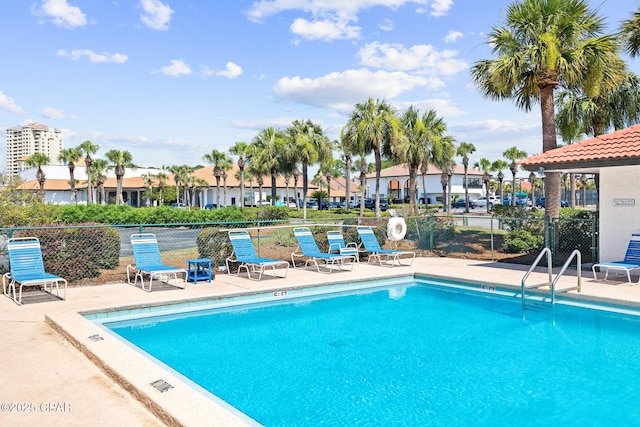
[519, 124, 640, 170]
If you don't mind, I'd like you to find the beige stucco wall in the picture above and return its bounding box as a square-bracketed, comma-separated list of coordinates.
[598, 165, 640, 262]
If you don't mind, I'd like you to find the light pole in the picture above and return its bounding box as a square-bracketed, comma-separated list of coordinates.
[529, 171, 536, 207]
[498, 170, 504, 204]
[446, 164, 454, 214]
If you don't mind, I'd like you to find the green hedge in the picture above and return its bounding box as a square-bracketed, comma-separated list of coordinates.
[13, 226, 121, 282]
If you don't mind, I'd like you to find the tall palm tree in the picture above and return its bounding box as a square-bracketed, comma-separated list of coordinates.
[343, 98, 402, 217]
[503, 146, 528, 206]
[91, 159, 109, 204]
[105, 149, 134, 205]
[78, 140, 99, 204]
[474, 157, 493, 214]
[470, 0, 618, 220]
[393, 106, 427, 214]
[621, 7, 640, 57]
[456, 142, 476, 213]
[339, 131, 362, 212]
[155, 167, 169, 206]
[251, 127, 287, 204]
[203, 149, 232, 208]
[287, 119, 332, 218]
[25, 153, 50, 200]
[57, 147, 82, 204]
[229, 141, 249, 208]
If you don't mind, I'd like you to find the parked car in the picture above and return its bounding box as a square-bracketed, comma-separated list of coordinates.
[535, 197, 570, 208]
[503, 197, 531, 207]
[170, 202, 188, 209]
[204, 204, 217, 210]
[329, 201, 343, 208]
[474, 196, 501, 207]
[318, 200, 329, 210]
[306, 200, 318, 209]
[362, 198, 389, 211]
[451, 199, 477, 209]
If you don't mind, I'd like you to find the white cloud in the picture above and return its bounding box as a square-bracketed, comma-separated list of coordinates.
[444, 30, 463, 44]
[379, 19, 394, 32]
[358, 42, 467, 76]
[57, 49, 128, 63]
[41, 106, 76, 119]
[139, 0, 174, 31]
[244, 1, 450, 41]
[273, 68, 430, 112]
[31, 0, 87, 29]
[290, 18, 361, 40]
[394, 98, 465, 118]
[0, 91, 24, 114]
[430, 0, 453, 17]
[160, 59, 192, 77]
[217, 62, 244, 79]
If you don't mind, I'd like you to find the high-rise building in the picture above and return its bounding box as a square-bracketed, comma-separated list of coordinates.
[6, 122, 63, 177]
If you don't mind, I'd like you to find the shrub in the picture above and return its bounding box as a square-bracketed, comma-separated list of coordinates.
[256, 206, 290, 222]
[13, 225, 121, 282]
[502, 229, 544, 253]
[196, 228, 233, 268]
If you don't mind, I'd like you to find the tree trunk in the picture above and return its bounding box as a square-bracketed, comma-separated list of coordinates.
[374, 149, 382, 217]
[540, 84, 561, 220]
[345, 155, 351, 212]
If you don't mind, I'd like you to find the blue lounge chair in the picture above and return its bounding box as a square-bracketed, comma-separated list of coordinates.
[226, 230, 289, 280]
[127, 233, 187, 291]
[592, 236, 640, 283]
[292, 228, 355, 273]
[357, 226, 415, 267]
[2, 237, 67, 305]
[327, 230, 360, 263]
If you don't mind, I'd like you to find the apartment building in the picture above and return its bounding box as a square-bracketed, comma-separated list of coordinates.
[6, 122, 63, 177]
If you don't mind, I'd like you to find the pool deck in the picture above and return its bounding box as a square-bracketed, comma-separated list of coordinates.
[3, 256, 640, 427]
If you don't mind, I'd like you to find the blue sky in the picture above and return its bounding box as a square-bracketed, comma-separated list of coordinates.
[1, 0, 639, 175]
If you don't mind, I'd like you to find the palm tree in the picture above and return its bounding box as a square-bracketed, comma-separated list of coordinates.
[229, 141, 249, 208]
[57, 147, 82, 204]
[503, 147, 527, 206]
[155, 167, 169, 206]
[621, 7, 640, 57]
[25, 153, 50, 199]
[105, 149, 134, 205]
[339, 131, 361, 212]
[470, 0, 618, 220]
[78, 140, 99, 203]
[91, 159, 109, 204]
[203, 149, 232, 208]
[252, 127, 287, 204]
[491, 159, 510, 205]
[393, 106, 427, 214]
[456, 142, 476, 213]
[343, 98, 402, 217]
[474, 157, 493, 214]
[287, 119, 332, 218]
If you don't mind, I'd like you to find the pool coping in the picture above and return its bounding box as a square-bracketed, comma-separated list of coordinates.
[42, 258, 640, 426]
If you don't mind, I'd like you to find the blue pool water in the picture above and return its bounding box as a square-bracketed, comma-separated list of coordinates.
[103, 279, 640, 426]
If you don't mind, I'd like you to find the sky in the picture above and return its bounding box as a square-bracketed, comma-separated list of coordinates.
[1, 0, 640, 176]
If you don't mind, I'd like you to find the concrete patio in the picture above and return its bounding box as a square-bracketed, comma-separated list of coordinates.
[2, 256, 639, 427]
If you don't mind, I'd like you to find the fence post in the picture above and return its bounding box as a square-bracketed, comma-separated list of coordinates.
[429, 215, 434, 250]
[490, 215, 495, 261]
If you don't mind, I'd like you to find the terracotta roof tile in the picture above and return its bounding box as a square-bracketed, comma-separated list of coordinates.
[520, 124, 640, 169]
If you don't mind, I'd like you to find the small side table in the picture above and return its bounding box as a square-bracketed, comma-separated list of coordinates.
[187, 258, 213, 284]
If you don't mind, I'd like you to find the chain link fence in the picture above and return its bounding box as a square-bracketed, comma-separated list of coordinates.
[0, 214, 597, 285]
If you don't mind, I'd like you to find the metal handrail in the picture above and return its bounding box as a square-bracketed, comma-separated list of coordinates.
[551, 249, 581, 304]
[521, 247, 582, 307]
[521, 247, 553, 307]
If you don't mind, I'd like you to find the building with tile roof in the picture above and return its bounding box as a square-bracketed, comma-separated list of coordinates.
[520, 124, 640, 263]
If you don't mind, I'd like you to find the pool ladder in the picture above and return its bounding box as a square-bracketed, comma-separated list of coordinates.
[521, 248, 582, 308]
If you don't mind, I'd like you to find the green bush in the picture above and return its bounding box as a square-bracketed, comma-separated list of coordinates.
[416, 216, 455, 250]
[502, 229, 544, 253]
[13, 226, 121, 282]
[196, 228, 233, 268]
[256, 206, 289, 222]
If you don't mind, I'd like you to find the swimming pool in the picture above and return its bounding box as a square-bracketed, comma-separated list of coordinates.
[99, 277, 640, 426]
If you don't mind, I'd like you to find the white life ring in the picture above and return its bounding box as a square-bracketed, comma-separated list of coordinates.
[387, 217, 407, 241]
